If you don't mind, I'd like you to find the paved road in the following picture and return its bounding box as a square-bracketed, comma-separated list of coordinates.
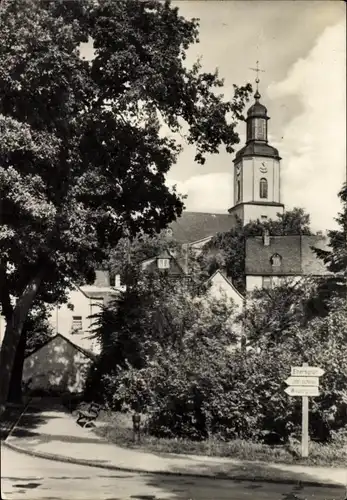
[1, 446, 346, 500]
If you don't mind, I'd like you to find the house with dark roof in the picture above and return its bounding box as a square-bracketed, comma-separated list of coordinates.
[245, 233, 330, 291]
[141, 249, 187, 277]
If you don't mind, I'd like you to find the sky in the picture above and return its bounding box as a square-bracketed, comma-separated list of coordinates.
[81, 0, 346, 231]
[164, 0, 346, 231]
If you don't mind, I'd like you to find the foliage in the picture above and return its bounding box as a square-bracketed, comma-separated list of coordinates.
[0, 0, 251, 403]
[98, 288, 347, 443]
[24, 306, 55, 356]
[107, 233, 181, 277]
[95, 412, 347, 467]
[85, 270, 237, 408]
[314, 183, 347, 298]
[199, 208, 313, 292]
[240, 277, 322, 346]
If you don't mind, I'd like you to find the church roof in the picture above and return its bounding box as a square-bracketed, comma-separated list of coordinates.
[169, 212, 234, 244]
[247, 100, 268, 118]
[245, 235, 330, 276]
[234, 141, 280, 161]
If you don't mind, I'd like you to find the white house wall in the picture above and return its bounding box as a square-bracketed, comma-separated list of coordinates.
[246, 275, 303, 292]
[207, 272, 244, 310]
[48, 287, 102, 355]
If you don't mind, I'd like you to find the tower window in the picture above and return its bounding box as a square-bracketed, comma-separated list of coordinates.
[236, 179, 241, 202]
[259, 178, 268, 199]
[254, 118, 266, 141]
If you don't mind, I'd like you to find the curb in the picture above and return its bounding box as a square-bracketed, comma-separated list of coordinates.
[3, 440, 346, 490]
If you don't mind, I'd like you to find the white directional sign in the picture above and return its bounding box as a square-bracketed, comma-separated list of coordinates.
[285, 376, 319, 387]
[285, 386, 319, 397]
[291, 366, 325, 377]
[285, 364, 324, 459]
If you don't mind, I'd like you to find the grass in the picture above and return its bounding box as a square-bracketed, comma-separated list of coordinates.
[93, 410, 347, 468]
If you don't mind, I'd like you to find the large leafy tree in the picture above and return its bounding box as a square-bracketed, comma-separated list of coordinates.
[199, 208, 312, 293]
[315, 183, 347, 289]
[0, 0, 252, 405]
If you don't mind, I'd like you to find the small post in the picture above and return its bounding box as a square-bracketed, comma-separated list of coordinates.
[301, 363, 309, 458]
[132, 411, 141, 443]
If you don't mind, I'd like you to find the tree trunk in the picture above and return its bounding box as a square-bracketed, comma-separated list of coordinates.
[7, 328, 27, 403]
[0, 273, 43, 406]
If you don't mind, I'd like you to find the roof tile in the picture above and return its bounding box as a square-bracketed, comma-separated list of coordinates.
[169, 212, 234, 244]
[245, 235, 330, 276]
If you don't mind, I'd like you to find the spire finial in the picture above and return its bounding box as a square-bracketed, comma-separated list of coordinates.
[250, 60, 265, 100]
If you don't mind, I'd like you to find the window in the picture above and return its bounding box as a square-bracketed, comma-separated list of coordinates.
[71, 316, 82, 332]
[270, 253, 282, 267]
[114, 274, 121, 288]
[158, 258, 170, 269]
[236, 179, 241, 202]
[261, 215, 268, 220]
[262, 276, 272, 289]
[259, 178, 268, 199]
[254, 118, 266, 141]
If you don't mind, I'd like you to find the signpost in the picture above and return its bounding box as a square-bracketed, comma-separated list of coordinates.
[284, 386, 319, 397]
[285, 363, 324, 458]
[291, 366, 325, 377]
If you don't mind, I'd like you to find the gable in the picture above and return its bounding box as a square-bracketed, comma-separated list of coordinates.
[25, 334, 96, 361]
[206, 270, 244, 308]
[141, 256, 185, 275]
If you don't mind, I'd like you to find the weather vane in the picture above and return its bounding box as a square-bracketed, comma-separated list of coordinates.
[250, 60, 265, 93]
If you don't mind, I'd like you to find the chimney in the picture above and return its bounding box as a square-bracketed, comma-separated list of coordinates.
[263, 229, 270, 247]
[94, 270, 110, 287]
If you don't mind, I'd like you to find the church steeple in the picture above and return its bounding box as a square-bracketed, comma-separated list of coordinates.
[246, 65, 269, 143]
[228, 61, 284, 225]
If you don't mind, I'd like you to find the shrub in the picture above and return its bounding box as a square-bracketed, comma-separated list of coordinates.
[106, 297, 347, 443]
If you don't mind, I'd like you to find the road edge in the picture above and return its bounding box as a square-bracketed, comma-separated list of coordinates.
[3, 440, 346, 490]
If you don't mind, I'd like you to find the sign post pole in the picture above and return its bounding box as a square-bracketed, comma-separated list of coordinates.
[302, 393, 309, 458]
[301, 362, 309, 458]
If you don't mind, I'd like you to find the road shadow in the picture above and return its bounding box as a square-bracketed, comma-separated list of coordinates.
[138, 471, 347, 500]
[7, 403, 55, 439]
[6, 398, 111, 448]
[0, 403, 26, 440]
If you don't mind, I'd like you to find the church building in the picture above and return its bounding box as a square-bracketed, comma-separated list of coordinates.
[228, 86, 284, 225]
[167, 81, 330, 291]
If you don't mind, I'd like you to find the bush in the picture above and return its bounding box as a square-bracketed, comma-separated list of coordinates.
[105, 297, 347, 443]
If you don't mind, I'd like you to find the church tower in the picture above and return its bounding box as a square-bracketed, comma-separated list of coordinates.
[228, 70, 284, 225]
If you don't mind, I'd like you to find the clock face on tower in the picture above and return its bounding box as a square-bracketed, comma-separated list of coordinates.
[260, 162, 267, 174]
